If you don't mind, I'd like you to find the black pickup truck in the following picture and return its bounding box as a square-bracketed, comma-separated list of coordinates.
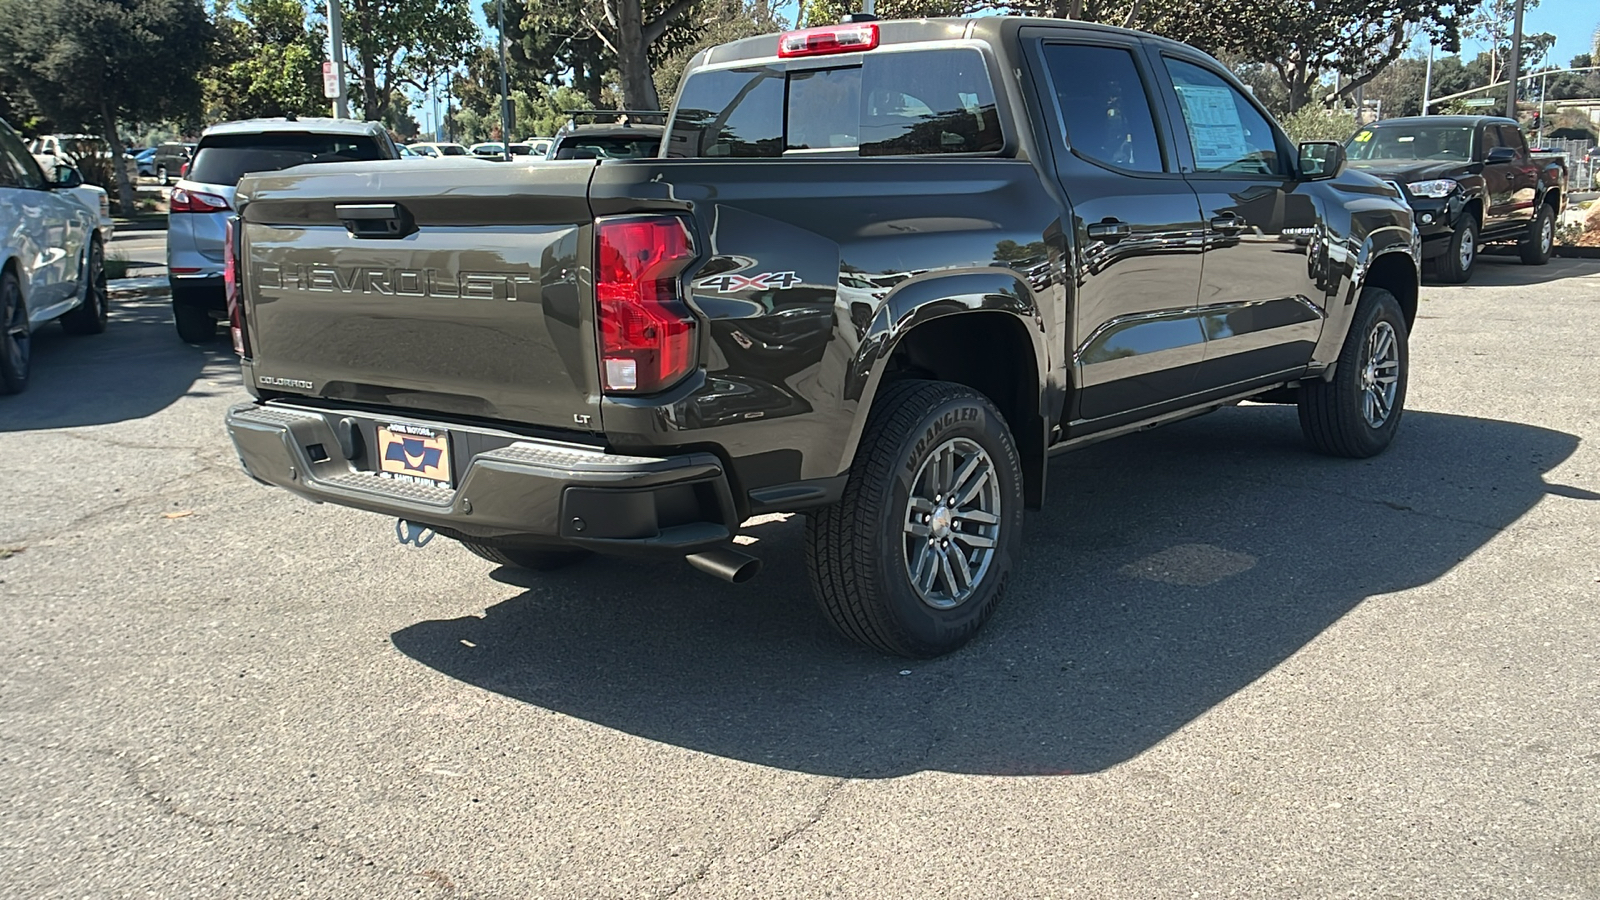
[223, 17, 1419, 657]
[1346, 115, 1565, 283]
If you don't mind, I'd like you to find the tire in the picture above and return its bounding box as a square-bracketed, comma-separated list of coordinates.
[173, 303, 218, 344]
[1520, 204, 1554, 266]
[0, 269, 29, 395]
[61, 238, 108, 335]
[805, 379, 1024, 658]
[460, 540, 590, 572]
[1297, 287, 1408, 459]
[1435, 215, 1477, 284]
[157, 165, 168, 186]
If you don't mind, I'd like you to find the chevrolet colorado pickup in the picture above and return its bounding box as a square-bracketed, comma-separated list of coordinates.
[223, 17, 1419, 657]
[1347, 115, 1565, 283]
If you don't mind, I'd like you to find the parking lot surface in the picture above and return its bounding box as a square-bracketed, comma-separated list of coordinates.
[3, 258, 1598, 898]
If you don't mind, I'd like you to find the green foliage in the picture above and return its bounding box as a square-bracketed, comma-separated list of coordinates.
[203, 0, 327, 121]
[654, 0, 787, 104]
[1281, 106, 1358, 145]
[343, 0, 478, 126]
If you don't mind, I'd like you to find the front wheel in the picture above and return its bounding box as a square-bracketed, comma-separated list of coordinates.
[61, 239, 109, 335]
[0, 269, 29, 394]
[1297, 287, 1408, 458]
[1520, 204, 1554, 266]
[805, 379, 1024, 658]
[1436, 216, 1477, 284]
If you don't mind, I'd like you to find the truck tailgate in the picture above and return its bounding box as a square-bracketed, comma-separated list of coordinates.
[237, 160, 600, 432]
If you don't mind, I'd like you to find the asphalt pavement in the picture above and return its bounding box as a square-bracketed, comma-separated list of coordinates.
[2, 258, 1598, 898]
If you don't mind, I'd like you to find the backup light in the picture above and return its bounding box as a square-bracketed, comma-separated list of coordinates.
[777, 22, 879, 58]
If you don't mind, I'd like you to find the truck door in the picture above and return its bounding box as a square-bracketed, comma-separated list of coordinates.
[1151, 53, 1326, 395]
[1498, 124, 1539, 229]
[1026, 33, 1207, 425]
[1478, 125, 1519, 234]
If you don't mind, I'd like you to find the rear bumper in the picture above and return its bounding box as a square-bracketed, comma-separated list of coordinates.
[225, 401, 740, 556]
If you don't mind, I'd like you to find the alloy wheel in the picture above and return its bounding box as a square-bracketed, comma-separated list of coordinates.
[903, 437, 1002, 610]
[1360, 320, 1400, 429]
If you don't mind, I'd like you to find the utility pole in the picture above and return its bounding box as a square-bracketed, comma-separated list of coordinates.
[1538, 69, 1547, 147]
[1505, 0, 1525, 119]
[497, 0, 512, 159]
[1422, 41, 1434, 114]
[327, 0, 350, 118]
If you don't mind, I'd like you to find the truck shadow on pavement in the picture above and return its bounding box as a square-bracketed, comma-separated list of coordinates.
[1, 295, 233, 431]
[391, 406, 1590, 778]
[1426, 255, 1600, 287]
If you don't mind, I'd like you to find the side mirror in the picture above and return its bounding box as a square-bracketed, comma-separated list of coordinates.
[51, 165, 83, 189]
[1298, 141, 1345, 180]
[1485, 145, 1516, 163]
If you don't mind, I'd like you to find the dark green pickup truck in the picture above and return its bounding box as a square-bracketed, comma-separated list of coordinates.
[223, 16, 1419, 657]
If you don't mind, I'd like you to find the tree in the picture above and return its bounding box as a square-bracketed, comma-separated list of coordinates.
[654, 0, 786, 103]
[341, 0, 478, 127]
[204, 0, 327, 121]
[497, 0, 715, 110]
[0, 0, 212, 212]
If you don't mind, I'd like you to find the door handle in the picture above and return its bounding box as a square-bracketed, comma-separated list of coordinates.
[1210, 215, 1245, 234]
[1086, 219, 1131, 242]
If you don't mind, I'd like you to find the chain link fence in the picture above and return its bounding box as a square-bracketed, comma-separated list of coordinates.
[1532, 137, 1597, 192]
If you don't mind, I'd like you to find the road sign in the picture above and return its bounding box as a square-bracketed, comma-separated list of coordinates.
[1461, 98, 1497, 108]
[322, 61, 340, 99]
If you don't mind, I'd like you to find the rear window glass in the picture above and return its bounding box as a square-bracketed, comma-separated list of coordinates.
[188, 132, 385, 185]
[666, 47, 1003, 158]
[552, 135, 663, 159]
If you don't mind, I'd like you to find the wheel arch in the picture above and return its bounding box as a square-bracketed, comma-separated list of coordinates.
[842, 270, 1051, 509]
[1363, 251, 1419, 331]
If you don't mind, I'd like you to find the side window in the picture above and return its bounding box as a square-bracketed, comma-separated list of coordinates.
[1498, 125, 1526, 156]
[1040, 43, 1165, 173]
[857, 48, 1002, 156]
[666, 67, 785, 158]
[0, 125, 44, 189]
[1163, 57, 1284, 176]
[1480, 126, 1500, 157]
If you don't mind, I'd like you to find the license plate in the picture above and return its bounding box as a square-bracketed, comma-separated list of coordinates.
[376, 422, 453, 488]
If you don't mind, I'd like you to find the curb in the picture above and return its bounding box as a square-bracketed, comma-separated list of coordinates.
[108, 277, 170, 300]
[1553, 245, 1600, 259]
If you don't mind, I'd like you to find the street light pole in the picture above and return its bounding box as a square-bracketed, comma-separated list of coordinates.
[1422, 41, 1434, 114]
[1505, 0, 1525, 119]
[497, 0, 512, 160]
[327, 0, 350, 118]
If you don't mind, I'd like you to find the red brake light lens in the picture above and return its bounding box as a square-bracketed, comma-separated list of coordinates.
[224, 217, 249, 357]
[595, 216, 697, 394]
[169, 188, 230, 214]
[777, 23, 879, 58]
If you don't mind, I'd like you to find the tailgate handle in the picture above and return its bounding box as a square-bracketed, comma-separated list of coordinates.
[336, 203, 414, 239]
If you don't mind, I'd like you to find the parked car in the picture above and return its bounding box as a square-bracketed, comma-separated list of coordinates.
[409, 142, 469, 158]
[167, 118, 399, 343]
[524, 137, 553, 157]
[545, 111, 665, 159]
[0, 118, 109, 394]
[133, 147, 159, 177]
[33, 156, 114, 243]
[1346, 116, 1565, 282]
[222, 17, 1419, 657]
[469, 141, 506, 157]
[27, 134, 106, 168]
[150, 141, 197, 185]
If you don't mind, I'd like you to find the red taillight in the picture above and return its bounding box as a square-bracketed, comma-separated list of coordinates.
[595, 216, 697, 394]
[169, 187, 230, 214]
[777, 22, 879, 57]
[224, 217, 249, 357]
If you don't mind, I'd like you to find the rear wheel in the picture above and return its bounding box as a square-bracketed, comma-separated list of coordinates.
[805, 379, 1024, 658]
[1520, 204, 1554, 266]
[157, 164, 168, 186]
[1297, 287, 1408, 458]
[0, 269, 29, 394]
[1435, 216, 1476, 284]
[460, 540, 590, 572]
[173, 303, 217, 344]
[61, 238, 108, 335]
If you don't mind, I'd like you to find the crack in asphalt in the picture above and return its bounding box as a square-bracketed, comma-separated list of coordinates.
[0, 731, 496, 899]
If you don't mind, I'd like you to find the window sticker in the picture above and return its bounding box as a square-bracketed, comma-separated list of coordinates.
[1173, 84, 1249, 169]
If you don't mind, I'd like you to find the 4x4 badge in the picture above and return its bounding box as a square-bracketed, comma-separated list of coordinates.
[698, 271, 800, 293]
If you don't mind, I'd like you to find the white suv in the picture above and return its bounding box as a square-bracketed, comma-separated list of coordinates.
[167, 118, 397, 343]
[0, 118, 108, 394]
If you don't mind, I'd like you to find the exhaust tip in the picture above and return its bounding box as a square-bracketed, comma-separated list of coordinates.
[685, 548, 762, 584]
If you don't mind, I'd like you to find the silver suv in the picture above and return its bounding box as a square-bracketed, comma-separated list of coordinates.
[167, 118, 397, 343]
